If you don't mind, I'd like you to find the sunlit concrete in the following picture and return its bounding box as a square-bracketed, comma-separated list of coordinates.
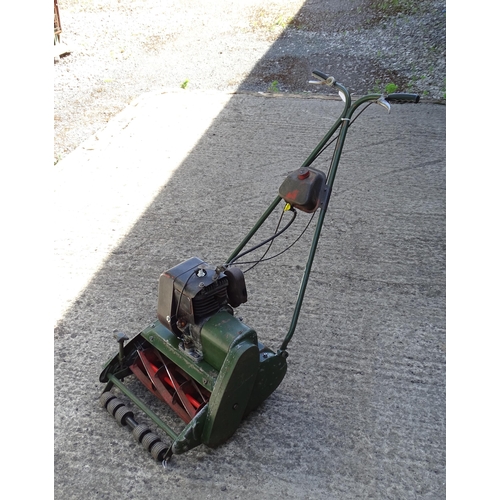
[54, 90, 234, 323]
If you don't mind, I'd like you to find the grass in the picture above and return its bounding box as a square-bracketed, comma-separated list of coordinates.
[274, 15, 294, 29]
[370, 81, 399, 94]
[268, 80, 279, 93]
[180, 79, 189, 89]
[385, 82, 398, 93]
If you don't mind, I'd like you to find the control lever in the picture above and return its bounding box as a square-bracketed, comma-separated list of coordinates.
[376, 97, 391, 113]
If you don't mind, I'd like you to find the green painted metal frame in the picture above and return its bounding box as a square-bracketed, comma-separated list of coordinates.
[107, 374, 180, 440]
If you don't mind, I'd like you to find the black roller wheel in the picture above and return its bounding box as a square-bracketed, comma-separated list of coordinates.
[132, 424, 150, 443]
[99, 391, 116, 409]
[150, 441, 170, 462]
[106, 397, 125, 417]
[114, 405, 134, 426]
[142, 432, 161, 451]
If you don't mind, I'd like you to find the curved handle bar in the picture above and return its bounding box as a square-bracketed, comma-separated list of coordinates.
[311, 70, 420, 105]
[386, 93, 420, 103]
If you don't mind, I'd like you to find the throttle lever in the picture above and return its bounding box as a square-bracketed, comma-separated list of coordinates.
[376, 97, 391, 113]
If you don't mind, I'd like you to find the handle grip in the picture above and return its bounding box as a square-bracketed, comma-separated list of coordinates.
[386, 93, 420, 103]
[312, 70, 329, 81]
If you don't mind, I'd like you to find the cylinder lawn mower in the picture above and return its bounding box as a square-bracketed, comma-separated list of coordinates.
[99, 71, 420, 464]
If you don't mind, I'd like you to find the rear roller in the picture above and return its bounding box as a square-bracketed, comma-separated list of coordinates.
[99, 391, 116, 409]
[141, 432, 161, 451]
[100, 390, 172, 462]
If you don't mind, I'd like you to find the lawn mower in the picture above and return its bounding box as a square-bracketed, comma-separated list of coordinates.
[99, 70, 419, 464]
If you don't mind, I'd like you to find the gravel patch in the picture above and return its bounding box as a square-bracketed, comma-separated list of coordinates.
[54, 0, 445, 163]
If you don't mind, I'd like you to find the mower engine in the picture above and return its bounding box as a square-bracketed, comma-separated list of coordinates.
[157, 257, 248, 361]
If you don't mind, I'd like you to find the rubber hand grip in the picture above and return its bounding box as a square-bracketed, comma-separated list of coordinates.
[312, 70, 329, 81]
[386, 93, 420, 103]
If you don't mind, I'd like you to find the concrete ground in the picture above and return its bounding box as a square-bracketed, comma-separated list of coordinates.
[54, 90, 445, 499]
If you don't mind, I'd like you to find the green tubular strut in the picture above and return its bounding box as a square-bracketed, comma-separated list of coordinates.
[298, 83, 351, 171]
[107, 374, 179, 440]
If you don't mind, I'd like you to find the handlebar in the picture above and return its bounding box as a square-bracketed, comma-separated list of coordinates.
[386, 93, 420, 103]
[310, 70, 420, 104]
[311, 70, 329, 82]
